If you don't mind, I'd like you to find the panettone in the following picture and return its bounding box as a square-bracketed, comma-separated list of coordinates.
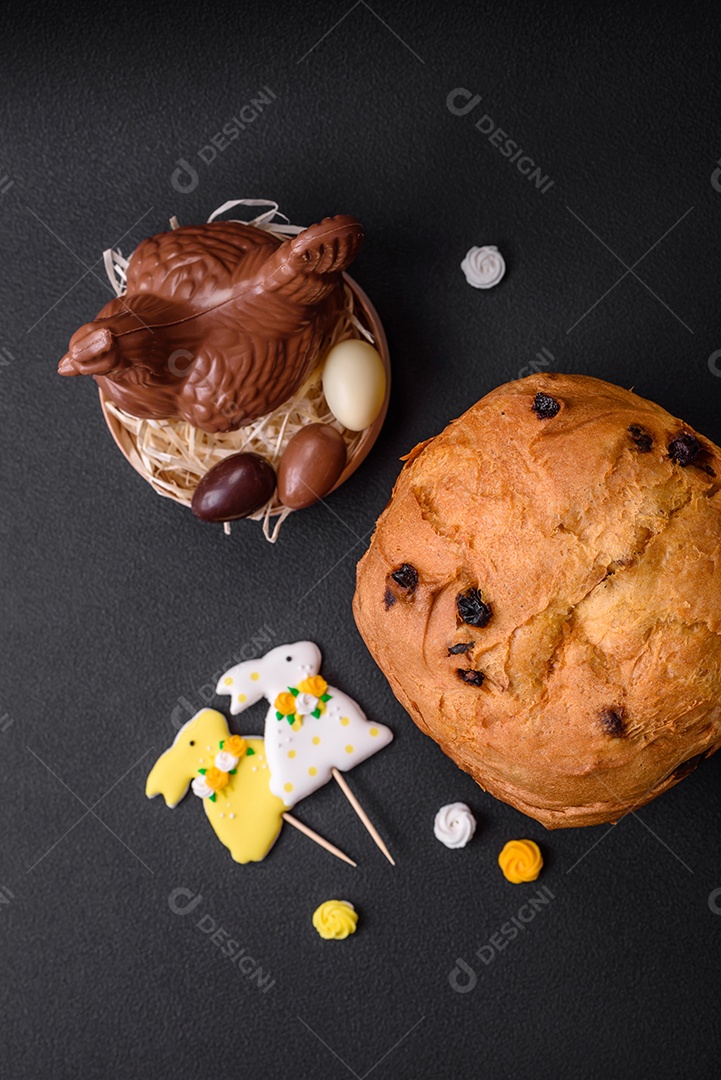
[353, 373, 721, 828]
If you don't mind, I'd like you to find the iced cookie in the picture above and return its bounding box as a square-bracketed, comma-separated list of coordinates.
[146, 709, 286, 863]
[216, 641, 393, 806]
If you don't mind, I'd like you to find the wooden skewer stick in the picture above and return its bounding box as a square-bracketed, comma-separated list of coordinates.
[282, 812, 357, 868]
[332, 768, 396, 866]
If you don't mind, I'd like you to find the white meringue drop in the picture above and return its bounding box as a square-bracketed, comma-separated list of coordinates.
[461, 245, 506, 289]
[434, 802, 477, 848]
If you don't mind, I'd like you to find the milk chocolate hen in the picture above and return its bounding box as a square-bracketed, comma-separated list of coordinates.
[58, 215, 364, 433]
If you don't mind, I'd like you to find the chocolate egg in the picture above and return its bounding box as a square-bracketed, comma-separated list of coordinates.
[277, 424, 347, 509]
[321, 339, 386, 432]
[191, 452, 276, 522]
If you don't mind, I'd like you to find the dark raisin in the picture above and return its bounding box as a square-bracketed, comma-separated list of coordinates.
[628, 424, 653, 453]
[384, 587, 397, 610]
[600, 708, 626, 737]
[448, 641, 474, 655]
[457, 668, 485, 687]
[668, 432, 700, 466]
[532, 392, 560, 419]
[391, 563, 419, 592]
[669, 752, 704, 781]
[457, 588, 493, 627]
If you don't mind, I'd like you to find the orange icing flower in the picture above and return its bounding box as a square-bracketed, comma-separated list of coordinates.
[223, 735, 247, 757]
[204, 766, 230, 793]
[298, 674, 328, 698]
[498, 839, 543, 883]
[274, 691, 297, 716]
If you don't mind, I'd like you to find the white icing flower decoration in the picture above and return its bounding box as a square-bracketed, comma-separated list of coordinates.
[294, 692, 319, 716]
[215, 750, 239, 772]
[434, 802, 477, 848]
[460, 245, 506, 289]
[191, 775, 214, 800]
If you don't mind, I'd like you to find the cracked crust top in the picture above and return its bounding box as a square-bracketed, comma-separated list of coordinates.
[353, 373, 721, 828]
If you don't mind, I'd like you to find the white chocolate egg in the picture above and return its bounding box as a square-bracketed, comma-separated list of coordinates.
[321, 340, 386, 432]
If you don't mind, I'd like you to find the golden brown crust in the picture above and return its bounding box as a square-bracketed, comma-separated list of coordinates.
[353, 373, 721, 828]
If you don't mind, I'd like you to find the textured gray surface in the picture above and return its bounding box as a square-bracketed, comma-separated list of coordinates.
[1, 2, 721, 1078]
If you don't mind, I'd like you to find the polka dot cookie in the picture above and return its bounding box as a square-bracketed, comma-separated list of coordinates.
[216, 641, 393, 807]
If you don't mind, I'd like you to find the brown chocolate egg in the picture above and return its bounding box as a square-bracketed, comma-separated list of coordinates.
[191, 452, 276, 522]
[277, 424, 347, 509]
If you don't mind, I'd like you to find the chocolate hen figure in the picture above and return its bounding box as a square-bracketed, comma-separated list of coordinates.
[58, 215, 364, 433]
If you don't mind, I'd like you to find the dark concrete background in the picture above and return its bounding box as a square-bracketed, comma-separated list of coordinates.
[2, 2, 721, 1077]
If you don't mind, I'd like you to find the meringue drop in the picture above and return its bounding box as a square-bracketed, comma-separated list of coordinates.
[460, 245, 506, 289]
[434, 802, 477, 848]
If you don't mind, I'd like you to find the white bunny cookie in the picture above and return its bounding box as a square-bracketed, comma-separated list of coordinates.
[216, 641, 393, 806]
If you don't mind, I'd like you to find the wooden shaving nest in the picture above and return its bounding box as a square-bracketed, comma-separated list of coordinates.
[104, 283, 373, 543]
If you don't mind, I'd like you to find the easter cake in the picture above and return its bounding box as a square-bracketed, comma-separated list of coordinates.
[353, 372, 721, 828]
[58, 199, 389, 540]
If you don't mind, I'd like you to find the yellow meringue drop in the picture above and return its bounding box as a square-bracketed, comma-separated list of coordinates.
[312, 900, 359, 940]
